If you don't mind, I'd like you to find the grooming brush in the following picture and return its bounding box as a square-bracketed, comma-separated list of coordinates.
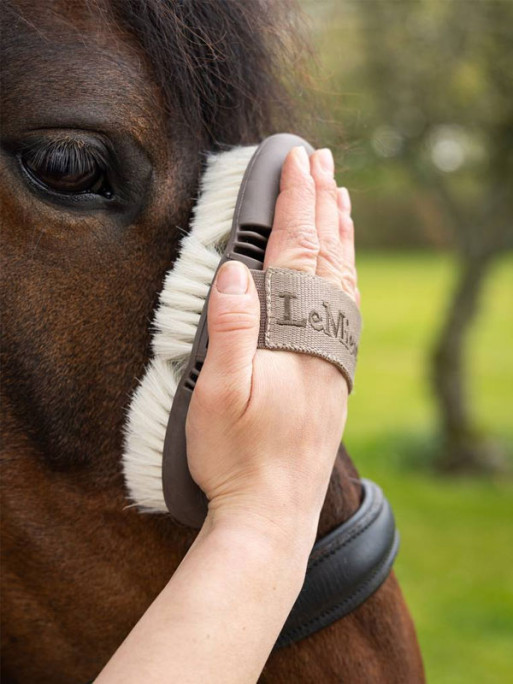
[124, 176, 392, 647]
[123, 134, 313, 527]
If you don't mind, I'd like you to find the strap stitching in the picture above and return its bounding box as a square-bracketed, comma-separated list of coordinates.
[307, 493, 383, 570]
[264, 267, 273, 347]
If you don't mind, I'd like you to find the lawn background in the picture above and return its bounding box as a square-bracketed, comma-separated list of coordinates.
[345, 252, 513, 683]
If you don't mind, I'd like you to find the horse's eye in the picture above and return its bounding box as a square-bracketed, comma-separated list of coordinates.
[20, 139, 113, 198]
[25, 157, 104, 194]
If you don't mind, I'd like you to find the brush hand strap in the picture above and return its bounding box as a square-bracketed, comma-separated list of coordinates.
[251, 267, 361, 392]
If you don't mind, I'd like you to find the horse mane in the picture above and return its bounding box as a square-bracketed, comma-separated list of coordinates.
[107, 0, 313, 148]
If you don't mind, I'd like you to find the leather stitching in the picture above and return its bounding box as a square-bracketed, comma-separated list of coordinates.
[307, 491, 383, 569]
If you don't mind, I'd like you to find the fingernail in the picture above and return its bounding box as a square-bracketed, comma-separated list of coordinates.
[318, 148, 334, 175]
[293, 146, 310, 174]
[216, 261, 249, 295]
[338, 187, 351, 214]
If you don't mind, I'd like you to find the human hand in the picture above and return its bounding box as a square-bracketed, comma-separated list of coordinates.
[186, 146, 358, 543]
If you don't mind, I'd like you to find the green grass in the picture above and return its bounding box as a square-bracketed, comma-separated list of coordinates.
[344, 251, 513, 684]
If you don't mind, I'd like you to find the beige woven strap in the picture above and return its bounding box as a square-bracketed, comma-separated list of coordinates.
[250, 267, 361, 392]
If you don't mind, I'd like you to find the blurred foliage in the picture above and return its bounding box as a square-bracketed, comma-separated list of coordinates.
[302, 0, 513, 251]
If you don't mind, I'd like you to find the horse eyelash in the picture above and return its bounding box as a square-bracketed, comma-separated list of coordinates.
[20, 137, 109, 176]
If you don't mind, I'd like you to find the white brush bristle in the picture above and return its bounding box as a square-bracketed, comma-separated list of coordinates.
[122, 145, 257, 512]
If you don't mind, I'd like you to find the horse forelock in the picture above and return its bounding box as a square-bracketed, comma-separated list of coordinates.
[107, 0, 311, 146]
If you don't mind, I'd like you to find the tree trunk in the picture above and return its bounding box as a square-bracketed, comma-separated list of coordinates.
[431, 251, 503, 473]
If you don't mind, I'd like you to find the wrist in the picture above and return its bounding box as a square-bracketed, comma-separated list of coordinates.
[203, 460, 333, 554]
[202, 501, 318, 575]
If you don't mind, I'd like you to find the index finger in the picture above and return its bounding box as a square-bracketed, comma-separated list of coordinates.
[263, 146, 319, 273]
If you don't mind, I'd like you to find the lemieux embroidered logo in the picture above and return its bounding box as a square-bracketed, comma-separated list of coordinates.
[276, 292, 358, 356]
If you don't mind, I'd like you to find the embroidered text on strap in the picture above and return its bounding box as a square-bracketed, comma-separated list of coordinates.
[251, 267, 361, 392]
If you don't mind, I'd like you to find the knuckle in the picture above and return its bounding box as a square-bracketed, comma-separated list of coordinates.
[340, 215, 354, 235]
[195, 373, 243, 414]
[286, 224, 320, 257]
[319, 234, 343, 263]
[282, 181, 315, 204]
[192, 374, 216, 411]
[216, 379, 246, 414]
[296, 173, 316, 196]
[317, 175, 338, 197]
[210, 308, 258, 335]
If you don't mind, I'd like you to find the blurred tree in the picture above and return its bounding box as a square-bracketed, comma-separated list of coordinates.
[356, 0, 512, 472]
[307, 0, 513, 471]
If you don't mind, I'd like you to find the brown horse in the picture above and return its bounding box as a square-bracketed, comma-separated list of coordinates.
[0, 1, 425, 681]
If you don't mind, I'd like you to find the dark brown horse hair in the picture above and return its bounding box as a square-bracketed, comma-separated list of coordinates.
[107, 0, 314, 148]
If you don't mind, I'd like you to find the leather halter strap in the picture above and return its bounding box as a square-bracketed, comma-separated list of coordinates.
[275, 478, 399, 649]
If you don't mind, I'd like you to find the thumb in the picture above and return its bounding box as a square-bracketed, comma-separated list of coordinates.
[202, 260, 260, 405]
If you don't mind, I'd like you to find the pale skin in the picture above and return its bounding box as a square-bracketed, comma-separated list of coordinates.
[96, 146, 359, 683]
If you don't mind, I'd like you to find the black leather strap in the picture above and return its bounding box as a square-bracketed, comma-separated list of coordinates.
[275, 479, 399, 649]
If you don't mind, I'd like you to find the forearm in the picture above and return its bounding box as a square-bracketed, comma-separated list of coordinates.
[95, 512, 316, 684]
